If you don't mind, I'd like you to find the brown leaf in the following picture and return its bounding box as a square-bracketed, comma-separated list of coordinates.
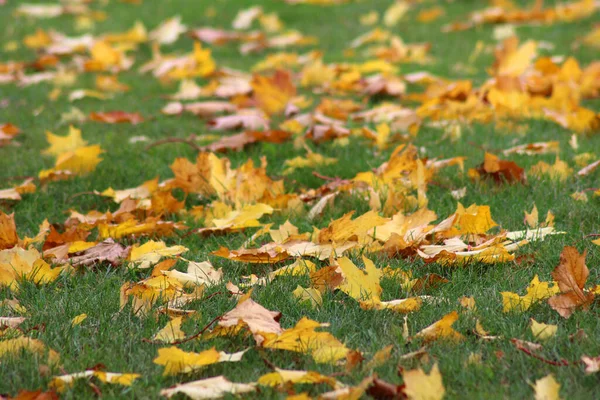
[201, 129, 291, 153]
[310, 266, 344, 293]
[0, 211, 18, 250]
[470, 152, 525, 184]
[69, 238, 129, 267]
[548, 246, 595, 318]
[366, 376, 403, 399]
[214, 298, 282, 344]
[89, 111, 144, 124]
[207, 113, 269, 131]
[10, 390, 59, 400]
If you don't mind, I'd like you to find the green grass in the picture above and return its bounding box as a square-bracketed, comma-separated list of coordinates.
[1, 0, 600, 399]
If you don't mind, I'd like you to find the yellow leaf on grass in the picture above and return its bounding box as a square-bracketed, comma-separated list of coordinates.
[292, 285, 323, 308]
[50, 371, 140, 392]
[43, 126, 88, 157]
[529, 158, 573, 182]
[453, 203, 498, 236]
[39, 145, 104, 181]
[530, 319, 557, 340]
[0, 337, 60, 365]
[414, 311, 463, 343]
[336, 256, 383, 302]
[282, 151, 337, 175]
[71, 314, 87, 326]
[160, 376, 256, 399]
[128, 240, 188, 269]
[261, 317, 350, 364]
[153, 346, 245, 376]
[403, 363, 445, 400]
[153, 317, 186, 343]
[501, 275, 559, 312]
[252, 70, 296, 115]
[532, 374, 561, 400]
[383, 1, 409, 27]
[258, 368, 338, 388]
[0, 247, 64, 290]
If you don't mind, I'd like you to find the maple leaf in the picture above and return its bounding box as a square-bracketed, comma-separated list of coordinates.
[162, 259, 223, 287]
[153, 346, 245, 375]
[548, 246, 595, 318]
[251, 70, 296, 115]
[128, 240, 188, 269]
[42, 126, 87, 156]
[293, 285, 323, 308]
[149, 16, 187, 44]
[403, 363, 445, 400]
[207, 298, 282, 344]
[160, 376, 256, 399]
[581, 355, 600, 374]
[50, 371, 140, 392]
[258, 368, 339, 388]
[0, 123, 21, 146]
[89, 111, 144, 124]
[0, 247, 64, 290]
[39, 145, 104, 182]
[529, 157, 573, 182]
[501, 275, 559, 312]
[153, 317, 186, 343]
[532, 374, 561, 400]
[0, 211, 18, 250]
[470, 152, 526, 184]
[335, 256, 383, 302]
[261, 317, 350, 363]
[530, 319, 557, 340]
[68, 238, 128, 267]
[0, 337, 60, 366]
[414, 311, 464, 342]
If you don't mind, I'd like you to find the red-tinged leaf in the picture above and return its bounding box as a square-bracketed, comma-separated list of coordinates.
[89, 111, 144, 124]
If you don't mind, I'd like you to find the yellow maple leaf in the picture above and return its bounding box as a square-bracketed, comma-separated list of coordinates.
[501, 275, 559, 312]
[39, 145, 104, 182]
[258, 368, 339, 388]
[50, 371, 140, 392]
[414, 311, 464, 342]
[453, 203, 498, 236]
[530, 319, 557, 341]
[160, 376, 256, 398]
[128, 240, 188, 269]
[532, 374, 561, 400]
[251, 70, 296, 115]
[293, 286, 323, 308]
[43, 126, 88, 157]
[336, 256, 383, 302]
[0, 337, 60, 365]
[261, 317, 350, 364]
[403, 363, 445, 400]
[529, 157, 573, 182]
[153, 317, 186, 343]
[153, 346, 245, 375]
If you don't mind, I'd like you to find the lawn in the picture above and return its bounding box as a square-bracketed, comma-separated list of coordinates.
[1, 0, 600, 399]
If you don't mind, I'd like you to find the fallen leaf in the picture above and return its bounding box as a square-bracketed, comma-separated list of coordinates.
[548, 246, 595, 318]
[414, 311, 463, 342]
[403, 363, 445, 400]
[532, 374, 561, 400]
[160, 376, 256, 399]
[530, 319, 557, 340]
